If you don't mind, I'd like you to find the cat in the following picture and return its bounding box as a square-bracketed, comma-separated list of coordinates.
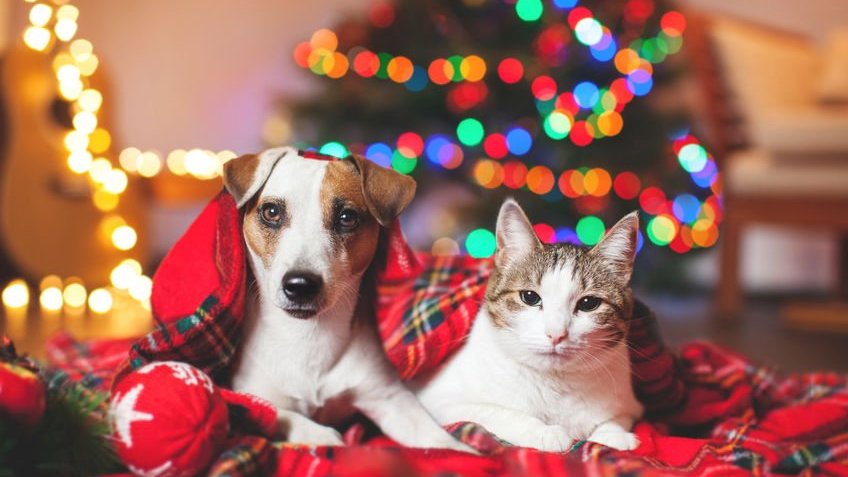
[414, 199, 643, 452]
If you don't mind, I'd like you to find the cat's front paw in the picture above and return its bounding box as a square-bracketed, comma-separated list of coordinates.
[523, 425, 573, 452]
[588, 430, 639, 451]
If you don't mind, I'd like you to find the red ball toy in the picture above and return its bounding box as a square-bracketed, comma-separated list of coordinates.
[111, 362, 229, 477]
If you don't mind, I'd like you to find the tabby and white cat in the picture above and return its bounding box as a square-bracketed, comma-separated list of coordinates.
[414, 199, 643, 452]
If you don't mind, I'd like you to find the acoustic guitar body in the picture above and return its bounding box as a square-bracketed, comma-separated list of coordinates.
[0, 45, 146, 285]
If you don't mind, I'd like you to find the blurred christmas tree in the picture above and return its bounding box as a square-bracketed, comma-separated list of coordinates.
[278, 0, 722, 285]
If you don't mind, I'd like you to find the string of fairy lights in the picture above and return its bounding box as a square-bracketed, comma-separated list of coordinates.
[292, 0, 721, 259]
[2, 0, 236, 312]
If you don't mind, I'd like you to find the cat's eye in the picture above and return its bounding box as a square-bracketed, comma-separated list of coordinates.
[259, 203, 282, 227]
[335, 208, 360, 232]
[519, 290, 542, 307]
[576, 296, 602, 312]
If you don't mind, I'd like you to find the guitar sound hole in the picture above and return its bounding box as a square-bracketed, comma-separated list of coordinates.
[49, 97, 73, 129]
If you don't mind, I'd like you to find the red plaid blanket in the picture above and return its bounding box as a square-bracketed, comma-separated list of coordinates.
[45, 189, 848, 476]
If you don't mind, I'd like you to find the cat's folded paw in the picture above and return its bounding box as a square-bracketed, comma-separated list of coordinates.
[529, 425, 573, 452]
[588, 430, 639, 451]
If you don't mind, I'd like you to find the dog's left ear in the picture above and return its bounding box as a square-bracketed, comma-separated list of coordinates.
[345, 154, 417, 227]
[223, 147, 296, 208]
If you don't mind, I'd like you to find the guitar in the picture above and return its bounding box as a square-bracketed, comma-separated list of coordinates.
[0, 44, 146, 285]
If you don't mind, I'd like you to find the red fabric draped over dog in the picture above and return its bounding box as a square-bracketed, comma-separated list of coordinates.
[59, 168, 839, 476]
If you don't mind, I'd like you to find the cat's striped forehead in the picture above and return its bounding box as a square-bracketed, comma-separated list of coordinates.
[484, 242, 632, 328]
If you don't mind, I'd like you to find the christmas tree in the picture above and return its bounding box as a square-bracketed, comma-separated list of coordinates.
[280, 0, 721, 285]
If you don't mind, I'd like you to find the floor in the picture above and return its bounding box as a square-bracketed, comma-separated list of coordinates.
[2, 294, 846, 373]
[643, 294, 848, 373]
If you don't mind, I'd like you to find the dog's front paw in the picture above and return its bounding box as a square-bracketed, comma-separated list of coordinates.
[288, 421, 344, 446]
[283, 417, 344, 446]
[514, 424, 572, 452]
[588, 429, 639, 451]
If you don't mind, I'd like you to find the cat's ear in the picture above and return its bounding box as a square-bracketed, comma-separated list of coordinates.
[495, 199, 540, 266]
[591, 211, 639, 282]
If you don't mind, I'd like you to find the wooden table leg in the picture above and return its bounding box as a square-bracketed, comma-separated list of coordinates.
[717, 214, 742, 317]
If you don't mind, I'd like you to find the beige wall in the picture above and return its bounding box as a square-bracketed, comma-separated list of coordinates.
[8, 0, 368, 154]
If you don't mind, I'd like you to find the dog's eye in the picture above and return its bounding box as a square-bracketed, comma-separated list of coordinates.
[259, 203, 282, 226]
[519, 290, 542, 307]
[576, 296, 602, 312]
[336, 209, 360, 232]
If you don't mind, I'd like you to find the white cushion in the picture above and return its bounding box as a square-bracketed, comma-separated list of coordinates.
[751, 107, 848, 154]
[818, 29, 848, 104]
[710, 16, 821, 119]
[726, 149, 848, 196]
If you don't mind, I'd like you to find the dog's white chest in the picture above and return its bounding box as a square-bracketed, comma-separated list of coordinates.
[231, 302, 354, 416]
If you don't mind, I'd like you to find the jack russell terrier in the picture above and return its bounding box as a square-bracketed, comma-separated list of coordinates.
[223, 147, 468, 451]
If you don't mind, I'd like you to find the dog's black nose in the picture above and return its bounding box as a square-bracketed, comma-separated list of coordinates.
[282, 271, 323, 301]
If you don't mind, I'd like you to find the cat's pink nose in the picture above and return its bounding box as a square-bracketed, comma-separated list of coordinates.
[547, 332, 568, 346]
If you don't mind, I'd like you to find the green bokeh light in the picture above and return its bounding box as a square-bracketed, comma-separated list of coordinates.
[576, 216, 605, 245]
[515, 0, 543, 22]
[647, 215, 676, 245]
[543, 111, 571, 140]
[465, 228, 497, 258]
[391, 150, 417, 174]
[457, 118, 485, 146]
[678, 144, 708, 173]
[319, 141, 348, 158]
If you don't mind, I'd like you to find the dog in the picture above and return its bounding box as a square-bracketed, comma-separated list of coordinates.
[223, 147, 468, 450]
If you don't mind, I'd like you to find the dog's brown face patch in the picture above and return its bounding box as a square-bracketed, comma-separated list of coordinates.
[243, 194, 289, 269]
[320, 160, 380, 276]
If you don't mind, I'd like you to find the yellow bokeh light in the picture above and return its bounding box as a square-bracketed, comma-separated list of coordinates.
[119, 147, 141, 172]
[185, 149, 217, 179]
[72, 111, 97, 134]
[67, 151, 93, 173]
[137, 152, 162, 177]
[88, 288, 113, 313]
[77, 54, 99, 76]
[23, 26, 51, 51]
[112, 225, 137, 250]
[88, 128, 111, 154]
[54, 19, 78, 42]
[63, 281, 87, 308]
[128, 275, 153, 301]
[59, 78, 83, 100]
[69, 39, 93, 62]
[29, 4, 54, 27]
[103, 169, 128, 194]
[110, 259, 142, 290]
[52, 52, 73, 72]
[166, 149, 187, 175]
[78, 89, 103, 112]
[93, 189, 119, 211]
[89, 157, 112, 183]
[64, 130, 89, 152]
[56, 4, 79, 21]
[39, 287, 63, 311]
[2, 279, 30, 309]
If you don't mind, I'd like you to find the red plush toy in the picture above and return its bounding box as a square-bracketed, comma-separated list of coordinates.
[111, 360, 280, 477]
[111, 361, 230, 477]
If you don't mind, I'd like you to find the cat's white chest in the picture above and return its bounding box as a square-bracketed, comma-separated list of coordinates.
[415, 308, 642, 443]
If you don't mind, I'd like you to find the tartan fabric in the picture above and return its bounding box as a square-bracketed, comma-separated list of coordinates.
[39, 161, 848, 475]
[48, 336, 848, 475]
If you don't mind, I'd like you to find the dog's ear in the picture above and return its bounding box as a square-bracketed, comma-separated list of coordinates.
[345, 154, 417, 227]
[223, 147, 295, 208]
